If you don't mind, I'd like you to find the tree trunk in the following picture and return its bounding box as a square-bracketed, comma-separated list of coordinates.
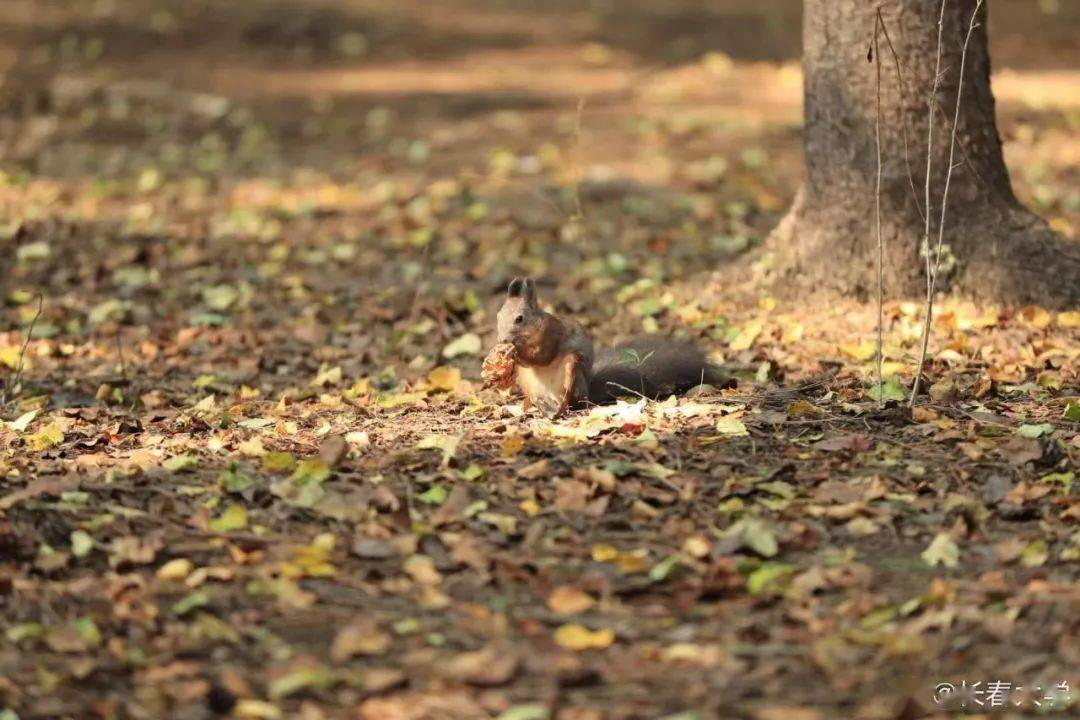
[770, 0, 1079, 308]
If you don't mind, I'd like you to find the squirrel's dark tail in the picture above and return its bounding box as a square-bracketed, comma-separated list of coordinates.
[587, 336, 727, 405]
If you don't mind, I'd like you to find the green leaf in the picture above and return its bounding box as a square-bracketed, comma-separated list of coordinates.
[6, 622, 44, 643]
[70, 530, 94, 558]
[201, 284, 239, 311]
[921, 533, 959, 568]
[460, 464, 485, 481]
[268, 666, 337, 699]
[172, 590, 210, 616]
[163, 454, 198, 472]
[263, 451, 296, 473]
[417, 485, 448, 505]
[740, 518, 778, 558]
[648, 555, 680, 583]
[74, 617, 101, 647]
[747, 563, 795, 595]
[209, 504, 247, 533]
[496, 706, 551, 720]
[219, 463, 255, 493]
[291, 458, 331, 485]
[1020, 539, 1049, 568]
[1017, 423, 1053, 439]
[294, 482, 325, 508]
[868, 377, 906, 402]
[1038, 471, 1074, 492]
[1064, 402, 1080, 422]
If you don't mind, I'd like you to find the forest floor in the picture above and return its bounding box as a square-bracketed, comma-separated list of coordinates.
[1, 1, 1078, 719]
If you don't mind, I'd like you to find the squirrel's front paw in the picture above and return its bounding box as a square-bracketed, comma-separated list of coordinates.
[533, 395, 563, 419]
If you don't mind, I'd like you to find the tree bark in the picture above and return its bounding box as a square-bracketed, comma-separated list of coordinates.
[770, 0, 1079, 308]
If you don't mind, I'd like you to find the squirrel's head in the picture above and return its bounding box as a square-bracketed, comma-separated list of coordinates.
[496, 277, 545, 345]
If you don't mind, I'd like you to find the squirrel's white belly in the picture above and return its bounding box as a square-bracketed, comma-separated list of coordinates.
[516, 356, 573, 410]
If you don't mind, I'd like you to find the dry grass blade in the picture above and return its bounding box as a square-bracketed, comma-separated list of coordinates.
[1, 294, 43, 409]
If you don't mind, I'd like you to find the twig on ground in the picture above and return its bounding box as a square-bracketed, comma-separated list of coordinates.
[1, 294, 43, 408]
[912, 0, 983, 406]
[604, 381, 650, 401]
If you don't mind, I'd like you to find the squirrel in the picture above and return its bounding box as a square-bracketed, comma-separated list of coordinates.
[483, 277, 725, 417]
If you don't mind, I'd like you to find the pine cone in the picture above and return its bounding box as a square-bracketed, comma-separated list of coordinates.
[482, 342, 517, 389]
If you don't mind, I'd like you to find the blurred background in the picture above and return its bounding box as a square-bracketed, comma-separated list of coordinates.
[1, 0, 1077, 375]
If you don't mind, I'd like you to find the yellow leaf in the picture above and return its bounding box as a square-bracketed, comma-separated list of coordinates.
[234, 699, 283, 720]
[0, 346, 26, 370]
[426, 366, 461, 392]
[729, 321, 762, 351]
[554, 624, 614, 651]
[1058, 311, 1080, 328]
[156, 558, 194, 581]
[591, 543, 618, 562]
[785, 400, 819, 417]
[25, 422, 64, 451]
[839, 340, 876, 361]
[209, 504, 248, 533]
[376, 391, 426, 409]
[290, 533, 336, 578]
[312, 364, 342, 387]
[617, 549, 649, 574]
[715, 417, 749, 436]
[500, 434, 524, 457]
[1016, 305, 1051, 329]
[237, 437, 266, 457]
[547, 586, 596, 615]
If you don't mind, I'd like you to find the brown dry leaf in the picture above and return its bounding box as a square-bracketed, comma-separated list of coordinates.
[318, 434, 348, 467]
[554, 479, 590, 512]
[441, 646, 520, 686]
[997, 437, 1042, 465]
[330, 620, 392, 663]
[518, 459, 550, 479]
[754, 707, 822, 720]
[547, 586, 596, 615]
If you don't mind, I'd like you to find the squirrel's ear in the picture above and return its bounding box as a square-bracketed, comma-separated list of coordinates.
[522, 278, 539, 306]
[506, 277, 524, 298]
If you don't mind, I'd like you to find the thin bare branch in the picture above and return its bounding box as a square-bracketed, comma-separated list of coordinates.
[872, 13, 885, 407]
[910, 0, 948, 405]
[912, 0, 984, 406]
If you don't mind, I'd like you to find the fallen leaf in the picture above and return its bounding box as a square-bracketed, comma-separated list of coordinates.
[330, 620, 392, 662]
[547, 586, 595, 615]
[922, 533, 959, 568]
[553, 624, 614, 651]
[443, 332, 482, 358]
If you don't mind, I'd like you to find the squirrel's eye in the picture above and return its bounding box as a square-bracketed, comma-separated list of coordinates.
[514, 315, 524, 324]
